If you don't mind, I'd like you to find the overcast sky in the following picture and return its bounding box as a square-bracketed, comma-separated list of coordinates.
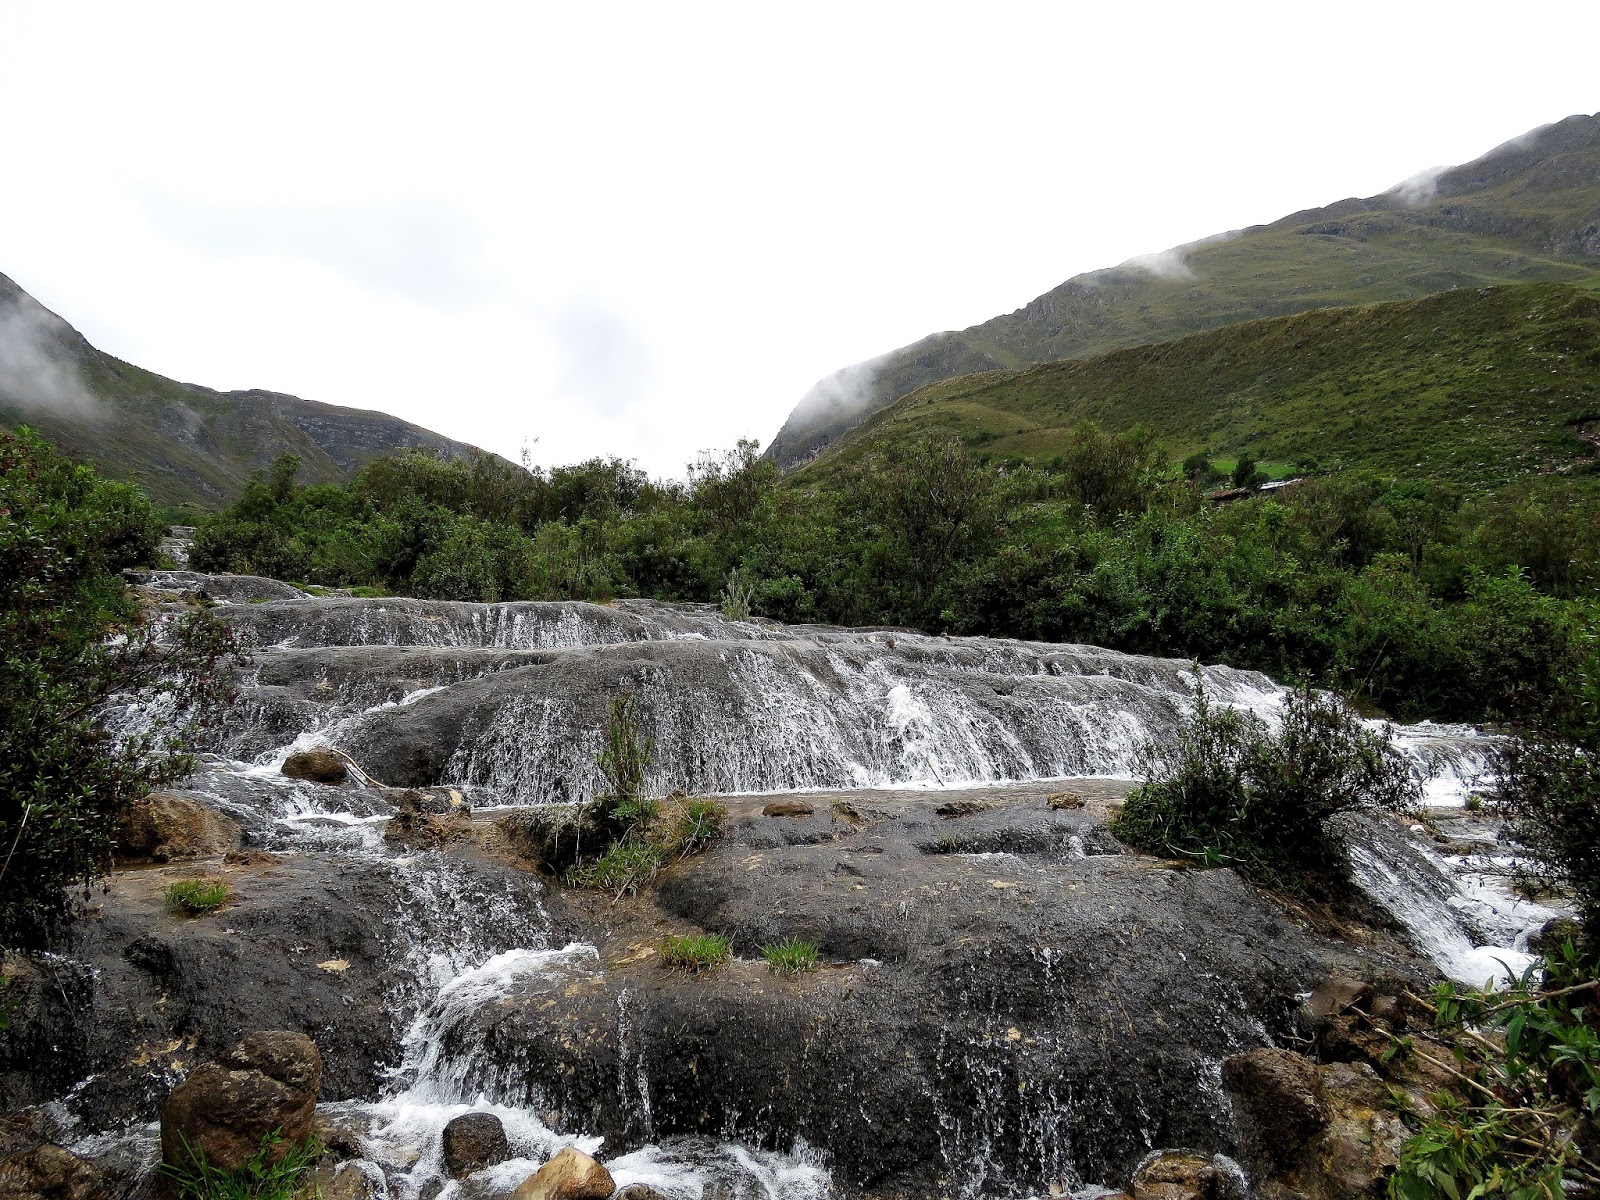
[1, 2, 1595, 477]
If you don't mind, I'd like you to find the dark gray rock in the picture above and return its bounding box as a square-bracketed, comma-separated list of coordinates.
[441, 1112, 508, 1178]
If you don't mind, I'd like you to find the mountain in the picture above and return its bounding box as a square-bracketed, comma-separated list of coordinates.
[0, 272, 490, 516]
[768, 112, 1600, 468]
[797, 282, 1600, 492]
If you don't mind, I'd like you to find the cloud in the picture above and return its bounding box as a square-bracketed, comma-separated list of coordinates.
[549, 300, 651, 418]
[792, 355, 884, 425]
[0, 300, 101, 419]
[1099, 229, 1242, 283]
[141, 195, 493, 310]
[1389, 165, 1447, 207]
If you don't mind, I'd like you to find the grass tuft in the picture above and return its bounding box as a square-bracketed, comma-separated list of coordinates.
[659, 933, 732, 972]
[165, 879, 231, 915]
[760, 938, 820, 975]
[563, 840, 665, 897]
[161, 1130, 319, 1200]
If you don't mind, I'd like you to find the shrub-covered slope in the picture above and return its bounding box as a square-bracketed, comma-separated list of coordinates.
[769, 112, 1600, 467]
[801, 282, 1600, 491]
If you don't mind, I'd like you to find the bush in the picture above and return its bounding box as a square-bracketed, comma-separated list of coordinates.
[161, 1130, 320, 1200]
[659, 933, 732, 972]
[1495, 630, 1600, 946]
[1111, 675, 1422, 890]
[761, 938, 819, 975]
[165, 879, 231, 914]
[1, 430, 239, 949]
[672, 798, 727, 856]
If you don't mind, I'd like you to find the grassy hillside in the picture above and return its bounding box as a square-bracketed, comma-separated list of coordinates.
[800, 282, 1600, 491]
[769, 112, 1600, 467]
[0, 272, 488, 518]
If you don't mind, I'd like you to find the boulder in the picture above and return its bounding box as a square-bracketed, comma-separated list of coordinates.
[511, 1147, 614, 1200]
[935, 799, 992, 818]
[498, 805, 604, 872]
[441, 1112, 508, 1178]
[1306, 975, 1372, 1021]
[615, 1188, 672, 1200]
[1220, 1047, 1327, 1169]
[761, 800, 814, 818]
[385, 791, 471, 849]
[1129, 1150, 1243, 1200]
[281, 749, 348, 784]
[160, 1031, 322, 1172]
[1048, 791, 1087, 810]
[115, 794, 240, 863]
[0, 1142, 109, 1200]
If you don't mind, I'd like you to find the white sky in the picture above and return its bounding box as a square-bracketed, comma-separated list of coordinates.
[1, 1, 1595, 477]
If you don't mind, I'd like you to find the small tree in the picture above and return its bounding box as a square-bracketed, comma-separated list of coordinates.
[1, 430, 239, 948]
[1113, 674, 1422, 890]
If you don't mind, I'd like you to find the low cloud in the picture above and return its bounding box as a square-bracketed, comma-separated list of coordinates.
[142, 195, 493, 310]
[1100, 229, 1242, 284]
[0, 300, 101, 420]
[793, 355, 884, 424]
[549, 300, 651, 418]
[1389, 165, 1447, 207]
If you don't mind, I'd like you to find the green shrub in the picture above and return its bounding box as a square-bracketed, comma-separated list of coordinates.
[165, 880, 231, 914]
[563, 840, 664, 897]
[1, 430, 239, 949]
[1495, 630, 1600, 946]
[1111, 675, 1422, 890]
[659, 933, 732, 972]
[161, 1130, 320, 1200]
[720, 571, 754, 621]
[761, 938, 819, 975]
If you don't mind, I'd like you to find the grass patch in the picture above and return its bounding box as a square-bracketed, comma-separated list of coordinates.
[656, 796, 727, 858]
[563, 840, 665, 897]
[161, 1130, 320, 1200]
[760, 938, 819, 975]
[165, 879, 231, 915]
[659, 933, 732, 972]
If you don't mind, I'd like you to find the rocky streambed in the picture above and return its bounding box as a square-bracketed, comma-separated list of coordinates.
[0, 572, 1563, 1200]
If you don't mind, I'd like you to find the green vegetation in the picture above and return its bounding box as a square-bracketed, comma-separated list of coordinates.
[661, 797, 727, 858]
[1112, 678, 1421, 891]
[0, 429, 238, 949]
[1495, 628, 1600, 946]
[594, 692, 657, 834]
[161, 1130, 321, 1200]
[761, 938, 820, 975]
[804, 284, 1600, 493]
[659, 933, 732, 972]
[164, 879, 232, 915]
[563, 840, 665, 898]
[768, 115, 1600, 466]
[187, 407, 1599, 726]
[1391, 947, 1599, 1200]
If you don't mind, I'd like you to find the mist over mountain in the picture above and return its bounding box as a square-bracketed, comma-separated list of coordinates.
[767, 112, 1600, 468]
[0, 272, 489, 515]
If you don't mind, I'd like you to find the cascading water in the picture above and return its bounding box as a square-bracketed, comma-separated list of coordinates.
[57, 577, 1563, 1200]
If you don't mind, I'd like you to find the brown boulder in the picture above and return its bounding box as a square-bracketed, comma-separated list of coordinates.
[1306, 975, 1372, 1021]
[616, 1187, 672, 1200]
[116, 794, 240, 863]
[511, 1147, 614, 1200]
[441, 1112, 508, 1178]
[385, 792, 472, 849]
[281, 749, 348, 784]
[762, 800, 814, 818]
[1221, 1047, 1327, 1169]
[1130, 1150, 1242, 1200]
[160, 1031, 322, 1172]
[1047, 791, 1087, 810]
[0, 1143, 109, 1200]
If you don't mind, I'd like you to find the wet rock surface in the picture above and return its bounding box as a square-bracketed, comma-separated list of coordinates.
[441, 1112, 509, 1178]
